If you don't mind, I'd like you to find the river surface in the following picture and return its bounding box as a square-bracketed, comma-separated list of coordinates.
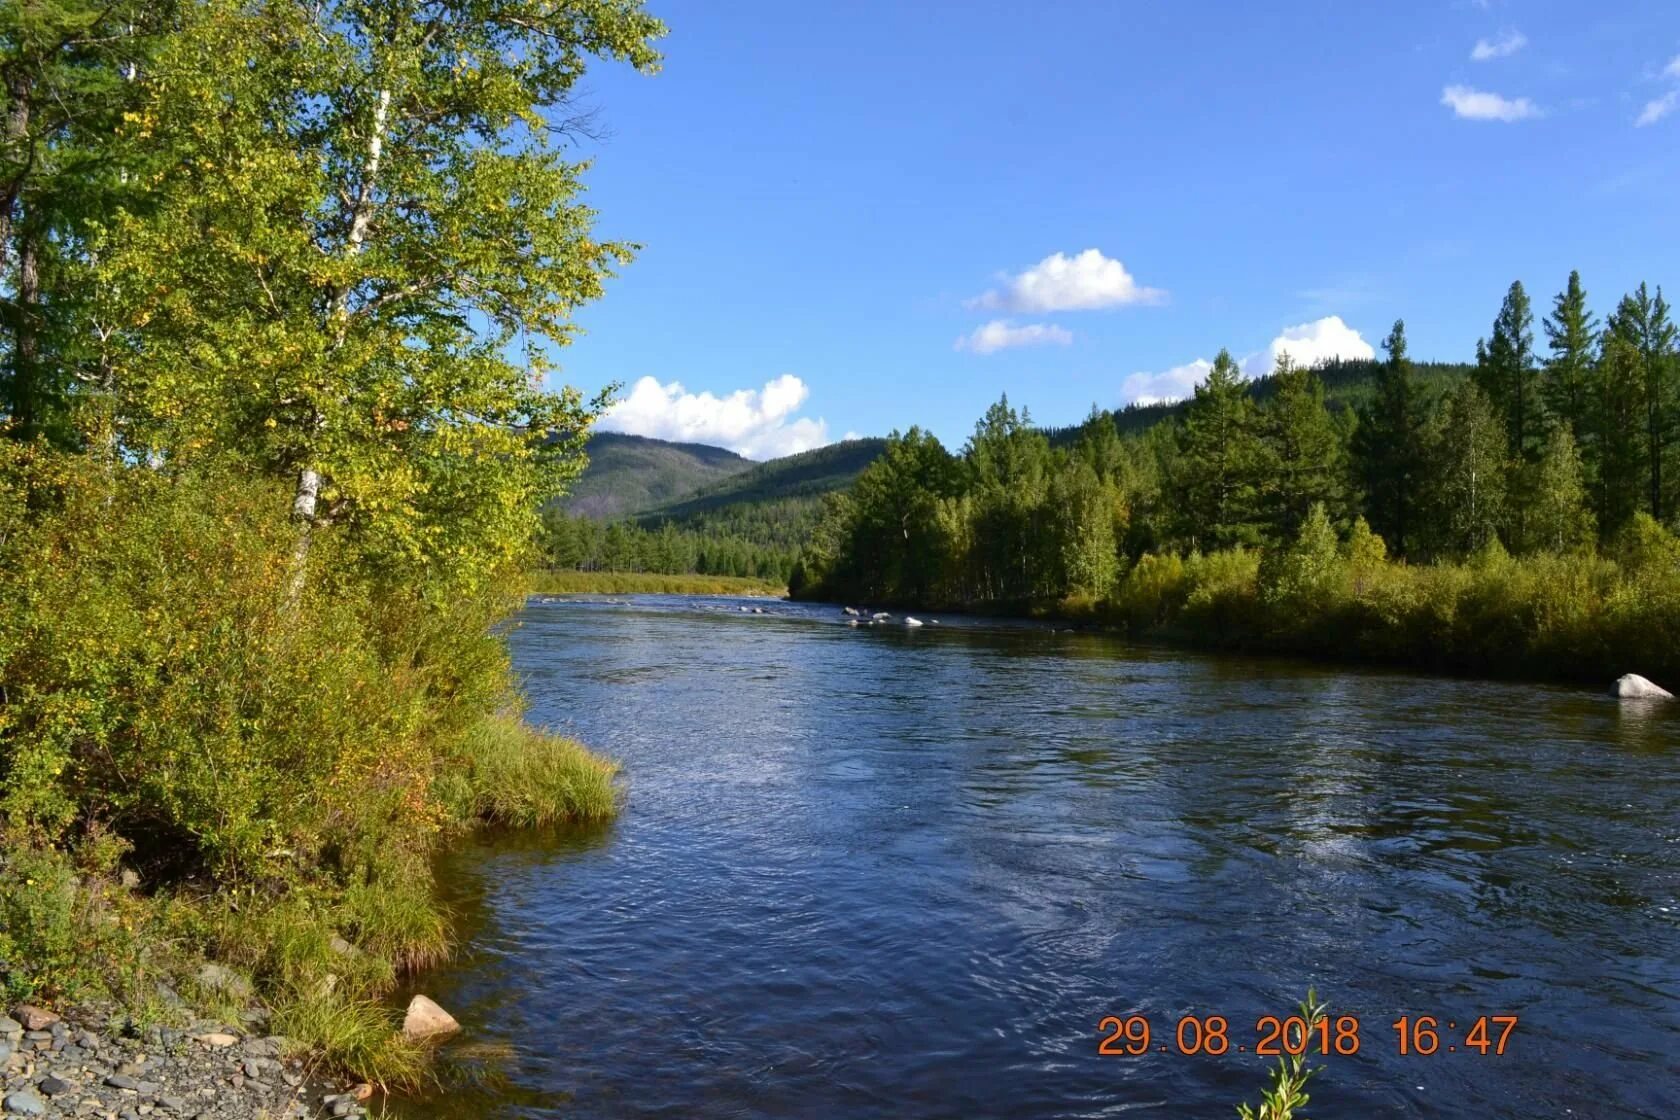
[394, 594, 1680, 1119]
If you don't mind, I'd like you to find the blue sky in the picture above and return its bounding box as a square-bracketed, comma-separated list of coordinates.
[557, 0, 1680, 458]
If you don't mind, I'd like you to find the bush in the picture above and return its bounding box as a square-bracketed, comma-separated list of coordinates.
[0, 447, 619, 1082]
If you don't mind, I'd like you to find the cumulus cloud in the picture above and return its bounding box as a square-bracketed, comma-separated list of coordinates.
[1244, 315, 1375, 376]
[969, 249, 1165, 313]
[1470, 30, 1527, 61]
[1441, 84, 1541, 121]
[955, 319, 1074, 355]
[1637, 90, 1679, 127]
[1119, 317, 1375, 407]
[1119, 359, 1213, 408]
[598, 374, 831, 460]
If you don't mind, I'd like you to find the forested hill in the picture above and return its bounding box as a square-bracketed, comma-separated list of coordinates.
[1042, 357, 1475, 441]
[560, 432, 753, 518]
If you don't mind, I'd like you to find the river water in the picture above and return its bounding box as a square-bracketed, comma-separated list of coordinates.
[394, 594, 1680, 1119]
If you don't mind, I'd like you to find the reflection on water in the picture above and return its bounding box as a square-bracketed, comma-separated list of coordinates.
[393, 595, 1680, 1120]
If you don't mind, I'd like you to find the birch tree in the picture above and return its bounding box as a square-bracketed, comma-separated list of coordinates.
[94, 0, 664, 596]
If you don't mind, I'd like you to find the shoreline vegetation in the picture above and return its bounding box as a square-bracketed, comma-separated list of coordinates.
[792, 291, 1680, 692]
[529, 569, 786, 598]
[0, 0, 665, 1101]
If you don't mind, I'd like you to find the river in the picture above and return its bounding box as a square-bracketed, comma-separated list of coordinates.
[393, 594, 1680, 1119]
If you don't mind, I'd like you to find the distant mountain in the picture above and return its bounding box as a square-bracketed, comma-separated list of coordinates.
[632, 438, 890, 551]
[560, 432, 752, 519]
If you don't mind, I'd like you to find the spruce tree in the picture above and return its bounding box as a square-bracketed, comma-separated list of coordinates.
[1477, 280, 1542, 460]
[1351, 320, 1424, 556]
[1175, 349, 1263, 550]
[1604, 283, 1679, 521]
[1591, 331, 1647, 537]
[1256, 354, 1343, 543]
[1542, 271, 1599, 451]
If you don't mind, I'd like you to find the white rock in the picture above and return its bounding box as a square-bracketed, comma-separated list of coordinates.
[402, 995, 460, 1041]
[1613, 673, 1674, 700]
[195, 1032, 239, 1047]
[904, 617, 924, 627]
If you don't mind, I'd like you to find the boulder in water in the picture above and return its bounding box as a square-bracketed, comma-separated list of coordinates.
[403, 994, 460, 1041]
[904, 617, 924, 627]
[1613, 673, 1673, 700]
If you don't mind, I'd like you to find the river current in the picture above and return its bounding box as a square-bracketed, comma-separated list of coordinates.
[393, 594, 1679, 1119]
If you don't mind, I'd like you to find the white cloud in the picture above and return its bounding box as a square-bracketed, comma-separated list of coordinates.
[969, 249, 1165, 313]
[1665, 54, 1680, 80]
[1119, 359, 1213, 408]
[1637, 90, 1679, 127]
[1119, 317, 1375, 406]
[1470, 30, 1527, 61]
[598, 374, 831, 460]
[1441, 84, 1541, 121]
[1245, 315, 1375, 376]
[955, 319, 1074, 355]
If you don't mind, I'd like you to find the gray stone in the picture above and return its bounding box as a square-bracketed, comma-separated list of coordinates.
[105, 1073, 144, 1091]
[2, 1088, 47, 1116]
[157, 1097, 188, 1114]
[1613, 673, 1674, 700]
[0, 1015, 20, 1036]
[37, 1074, 72, 1096]
[194, 965, 251, 1001]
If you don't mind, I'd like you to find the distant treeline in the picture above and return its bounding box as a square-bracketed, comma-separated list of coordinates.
[539, 509, 798, 583]
[791, 274, 1680, 684]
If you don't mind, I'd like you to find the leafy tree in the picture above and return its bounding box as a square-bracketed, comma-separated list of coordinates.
[0, 0, 156, 443]
[1476, 280, 1542, 460]
[1351, 320, 1425, 556]
[95, 0, 666, 598]
[1527, 427, 1595, 552]
[1256, 355, 1342, 542]
[1422, 382, 1508, 556]
[1542, 270, 1598, 451]
[1048, 459, 1120, 598]
[965, 395, 1052, 599]
[1175, 349, 1263, 550]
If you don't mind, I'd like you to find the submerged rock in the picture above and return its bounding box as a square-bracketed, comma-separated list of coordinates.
[402, 995, 460, 1041]
[1613, 673, 1674, 700]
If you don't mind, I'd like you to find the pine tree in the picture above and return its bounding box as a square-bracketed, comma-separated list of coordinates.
[1351, 320, 1425, 556]
[1604, 283, 1679, 522]
[1256, 354, 1343, 543]
[1542, 271, 1599, 451]
[1477, 280, 1542, 460]
[1175, 349, 1264, 550]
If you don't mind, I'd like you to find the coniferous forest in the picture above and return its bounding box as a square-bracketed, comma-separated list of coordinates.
[794, 276, 1680, 685]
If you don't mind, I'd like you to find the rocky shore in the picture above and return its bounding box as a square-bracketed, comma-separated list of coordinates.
[1, 1004, 369, 1120]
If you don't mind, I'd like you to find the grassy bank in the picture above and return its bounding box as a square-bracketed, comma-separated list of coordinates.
[848, 510, 1680, 689]
[530, 569, 786, 597]
[0, 452, 619, 1088]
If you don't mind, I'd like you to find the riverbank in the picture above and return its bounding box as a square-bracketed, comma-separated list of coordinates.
[803, 518, 1680, 691]
[529, 569, 786, 597]
[1, 1002, 343, 1120]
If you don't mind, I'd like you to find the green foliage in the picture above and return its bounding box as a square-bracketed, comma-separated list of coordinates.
[1351, 320, 1428, 557]
[1237, 990, 1329, 1120]
[1421, 382, 1509, 557]
[1175, 350, 1264, 550]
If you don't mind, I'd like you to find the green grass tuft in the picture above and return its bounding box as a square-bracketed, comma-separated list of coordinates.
[440, 716, 619, 828]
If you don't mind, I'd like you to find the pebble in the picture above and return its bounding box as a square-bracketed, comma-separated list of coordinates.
[3, 1087, 47, 1116]
[1, 1006, 340, 1120]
